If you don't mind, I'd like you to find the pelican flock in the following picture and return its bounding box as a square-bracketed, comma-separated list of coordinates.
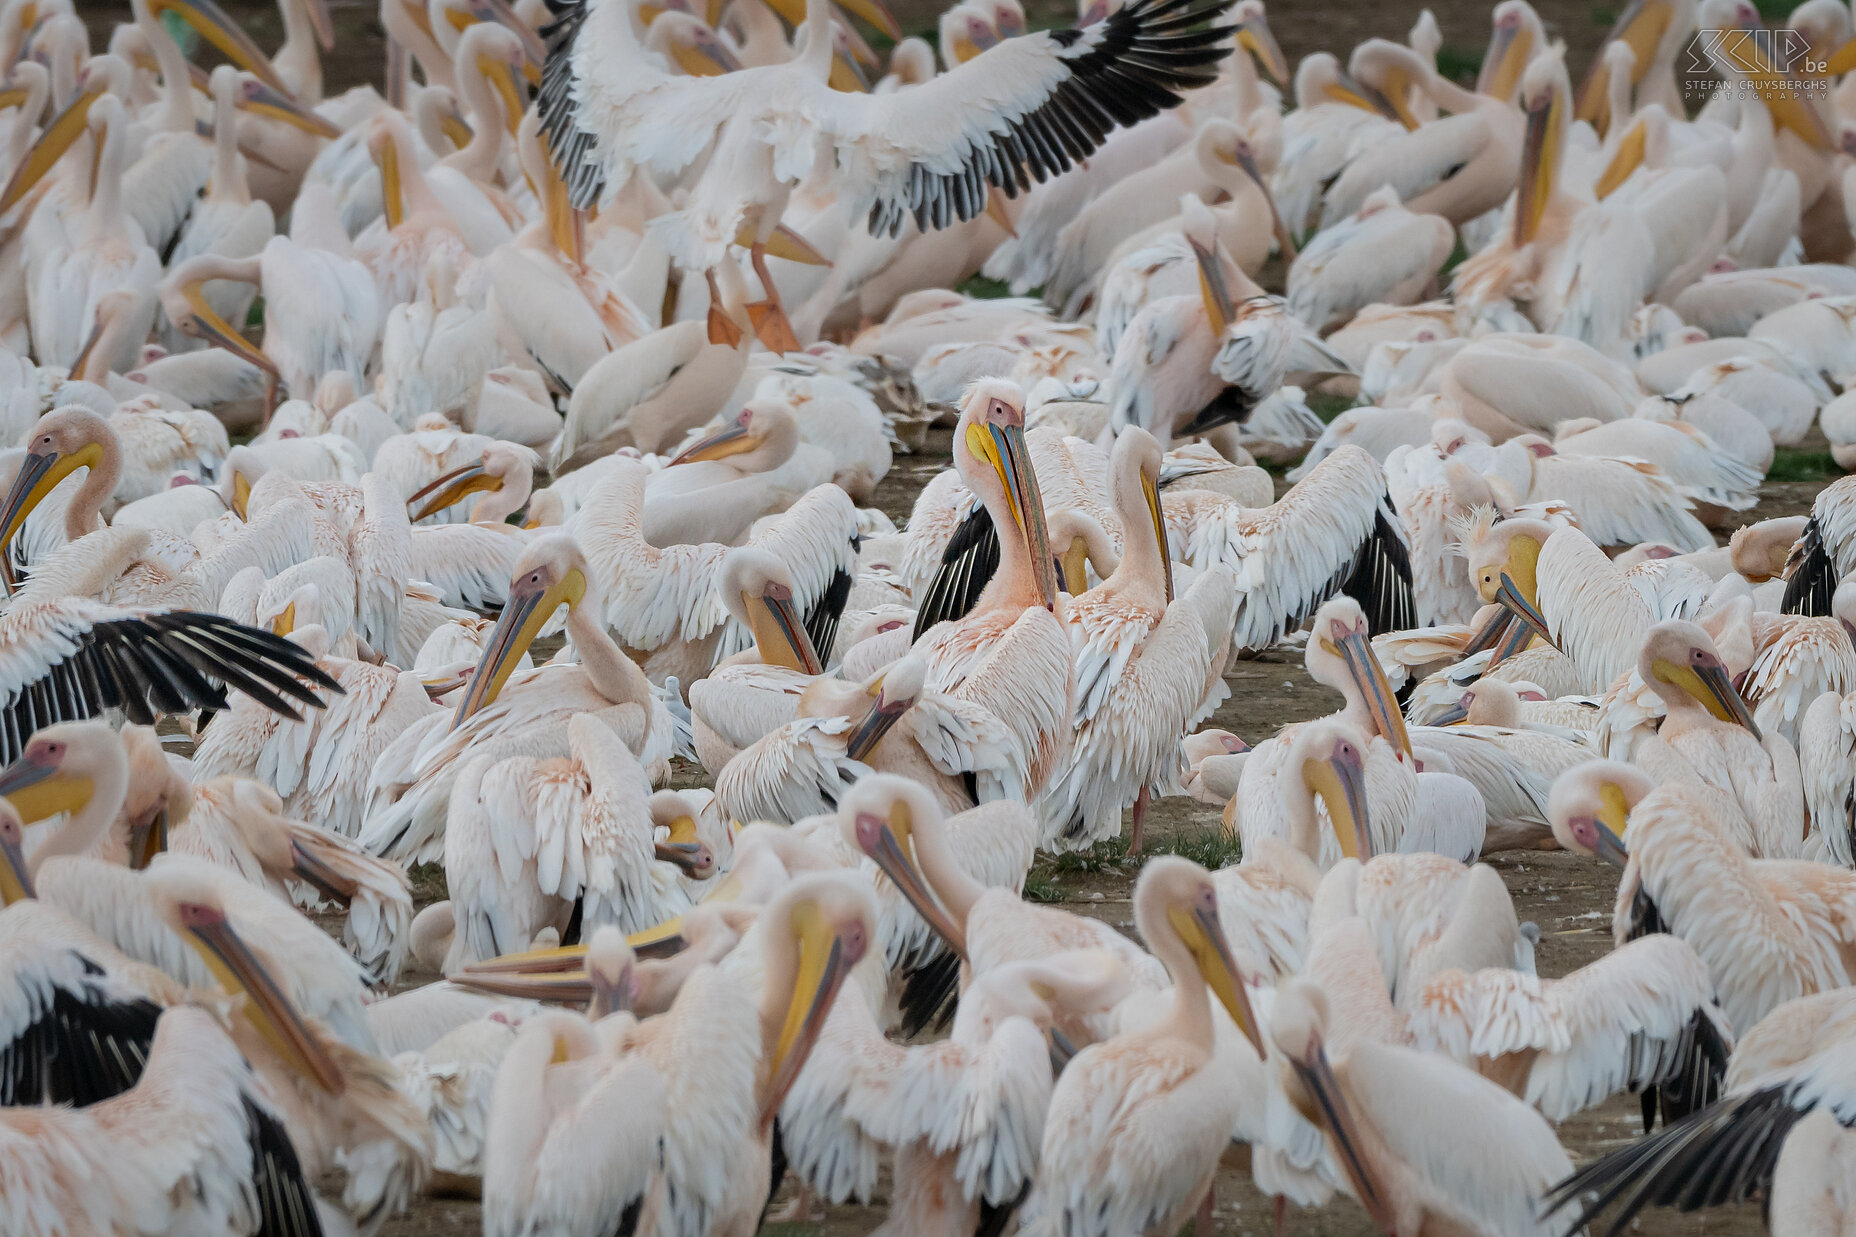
[12, 0, 1856, 1231]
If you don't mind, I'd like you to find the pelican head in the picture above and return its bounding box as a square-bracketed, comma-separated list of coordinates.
[1639, 620, 1761, 738]
[146, 860, 344, 1093]
[759, 872, 874, 1127]
[139, 0, 293, 93]
[1135, 855, 1262, 1052]
[0, 719, 119, 826]
[842, 655, 924, 760]
[1304, 597, 1411, 760]
[1287, 718, 1375, 861]
[0, 799, 30, 904]
[1432, 677, 1539, 727]
[453, 535, 592, 727]
[1478, 0, 1542, 100]
[1515, 47, 1570, 246]
[1270, 978, 1397, 1234]
[669, 402, 800, 470]
[718, 545, 823, 675]
[1579, 0, 1680, 123]
[1461, 516, 1556, 651]
[1347, 40, 1426, 129]
[1728, 516, 1807, 584]
[1230, 0, 1288, 86]
[584, 925, 638, 1019]
[160, 256, 277, 389]
[458, 21, 529, 133]
[1181, 190, 1238, 337]
[0, 408, 119, 585]
[1111, 426, 1171, 600]
[366, 110, 420, 228]
[1547, 759, 1647, 867]
[1295, 51, 1399, 118]
[231, 72, 340, 137]
[220, 445, 268, 520]
[940, 2, 999, 64]
[644, 11, 743, 76]
[259, 582, 319, 641]
[407, 442, 536, 522]
[649, 790, 715, 878]
[842, 772, 966, 956]
[955, 379, 1056, 610]
[1049, 509, 1114, 594]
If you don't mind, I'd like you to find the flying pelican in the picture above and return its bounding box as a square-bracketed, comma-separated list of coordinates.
[1549, 760, 1856, 1034]
[1268, 976, 1575, 1237]
[362, 534, 676, 865]
[484, 871, 874, 1237]
[1045, 428, 1236, 854]
[1030, 855, 1261, 1237]
[540, 0, 1232, 351]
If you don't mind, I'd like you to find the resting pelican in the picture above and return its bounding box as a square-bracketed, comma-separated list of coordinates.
[644, 402, 822, 547]
[1031, 856, 1261, 1236]
[362, 534, 675, 865]
[1550, 760, 1856, 1033]
[1269, 976, 1575, 1237]
[689, 545, 825, 774]
[1046, 428, 1236, 853]
[913, 380, 1074, 821]
[484, 872, 874, 1237]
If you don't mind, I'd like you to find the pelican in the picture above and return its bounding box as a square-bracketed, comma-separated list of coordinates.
[911, 380, 1074, 822]
[644, 402, 826, 547]
[689, 545, 826, 774]
[1286, 186, 1455, 334]
[362, 534, 676, 865]
[1030, 856, 1261, 1237]
[485, 871, 874, 1237]
[1045, 428, 1236, 854]
[1549, 760, 1856, 1033]
[1268, 976, 1575, 1237]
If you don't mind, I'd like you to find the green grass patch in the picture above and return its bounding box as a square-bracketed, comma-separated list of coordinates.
[408, 862, 449, 905]
[1590, 5, 1617, 25]
[1022, 869, 1065, 904]
[1440, 234, 1471, 279]
[955, 273, 1015, 300]
[1144, 828, 1243, 870]
[1307, 390, 1355, 424]
[758, 1224, 822, 1237]
[1768, 449, 1842, 483]
[1434, 44, 1483, 86]
[245, 296, 265, 330]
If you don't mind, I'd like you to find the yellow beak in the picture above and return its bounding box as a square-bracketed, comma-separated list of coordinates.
[852, 800, 967, 957]
[406, 458, 500, 521]
[147, 0, 294, 96]
[1593, 116, 1646, 199]
[1331, 629, 1411, 760]
[1168, 900, 1262, 1054]
[1235, 13, 1289, 87]
[452, 567, 586, 726]
[762, 897, 864, 1127]
[236, 80, 341, 139]
[0, 82, 103, 215]
[1515, 85, 1562, 246]
[0, 440, 104, 588]
[1651, 658, 1762, 738]
[744, 587, 823, 675]
[1577, 0, 1673, 126]
[270, 602, 296, 638]
[963, 412, 1057, 609]
[1476, 22, 1533, 101]
[1302, 749, 1374, 861]
[182, 909, 345, 1093]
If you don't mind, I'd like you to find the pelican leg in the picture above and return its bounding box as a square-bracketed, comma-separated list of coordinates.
[1128, 785, 1151, 855]
[1274, 1192, 1287, 1237]
[705, 269, 743, 348]
[745, 242, 802, 354]
[261, 370, 279, 430]
[1195, 1184, 1215, 1237]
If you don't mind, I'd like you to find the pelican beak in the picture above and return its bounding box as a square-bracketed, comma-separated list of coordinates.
[0, 82, 101, 214]
[1515, 82, 1562, 246]
[0, 81, 36, 117]
[671, 33, 744, 76]
[307, 0, 336, 48]
[1292, 1043, 1397, 1235]
[828, 48, 871, 92]
[236, 80, 340, 138]
[588, 959, 636, 1019]
[853, 800, 967, 957]
[1594, 115, 1647, 199]
[0, 817, 33, 905]
[1433, 695, 1471, 727]
[744, 584, 823, 674]
[69, 312, 110, 383]
[844, 672, 912, 759]
[129, 805, 169, 871]
[1591, 781, 1632, 867]
[1461, 605, 1516, 657]
[1367, 58, 1422, 130]
[437, 103, 474, 151]
[1142, 464, 1173, 603]
[1332, 628, 1412, 760]
[749, 222, 832, 266]
[762, 897, 866, 1127]
[1214, 139, 1295, 260]
[1826, 35, 1856, 76]
[454, 967, 594, 1003]
[832, 0, 901, 42]
[1653, 657, 1762, 739]
[670, 419, 754, 464]
[178, 901, 345, 1093]
[0, 439, 104, 586]
[1324, 71, 1401, 120]
[1476, 19, 1533, 100]
[230, 470, 253, 521]
[964, 409, 1056, 609]
[654, 815, 715, 877]
[290, 838, 359, 905]
[1059, 536, 1090, 594]
[146, 0, 293, 96]
[1302, 746, 1374, 861]
[984, 187, 1017, 237]
[169, 279, 279, 383]
[0, 752, 93, 824]
[375, 131, 406, 229]
[472, 0, 550, 73]
[1167, 900, 1262, 1054]
[1714, 22, 1834, 150]
[838, 15, 882, 67]
[407, 458, 499, 521]
[1189, 232, 1235, 335]
[534, 130, 583, 264]
[1578, 0, 1673, 123]
[1494, 573, 1556, 650]
[1235, 9, 1288, 86]
[271, 603, 296, 637]
[477, 54, 526, 136]
[452, 566, 586, 726]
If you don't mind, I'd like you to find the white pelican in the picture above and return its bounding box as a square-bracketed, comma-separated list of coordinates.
[484, 871, 874, 1237]
[443, 714, 713, 969]
[1029, 855, 1260, 1237]
[362, 534, 675, 865]
[1286, 186, 1455, 334]
[1576, 0, 1695, 130]
[1045, 428, 1236, 853]
[911, 380, 1073, 821]
[1271, 51, 1405, 238]
[1549, 760, 1856, 1033]
[689, 544, 826, 774]
[1268, 976, 1575, 1237]
[644, 402, 829, 547]
[540, 0, 1231, 352]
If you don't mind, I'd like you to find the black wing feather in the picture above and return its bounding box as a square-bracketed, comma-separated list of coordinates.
[805, 567, 854, 666]
[1338, 506, 1416, 636]
[1781, 513, 1834, 615]
[911, 504, 1000, 644]
[0, 957, 160, 1107]
[246, 1096, 326, 1237]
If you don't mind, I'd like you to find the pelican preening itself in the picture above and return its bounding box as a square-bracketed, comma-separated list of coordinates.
[12, 0, 1856, 1229]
